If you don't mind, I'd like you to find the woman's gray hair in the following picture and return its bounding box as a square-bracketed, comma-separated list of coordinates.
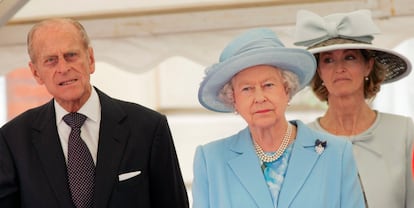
[218, 69, 300, 111]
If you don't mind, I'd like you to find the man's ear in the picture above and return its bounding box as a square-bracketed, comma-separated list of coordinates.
[88, 47, 95, 74]
[29, 62, 44, 85]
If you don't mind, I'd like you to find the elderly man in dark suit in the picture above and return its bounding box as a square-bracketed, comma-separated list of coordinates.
[0, 18, 189, 208]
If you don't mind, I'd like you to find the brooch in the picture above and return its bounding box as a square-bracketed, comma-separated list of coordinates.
[314, 139, 327, 155]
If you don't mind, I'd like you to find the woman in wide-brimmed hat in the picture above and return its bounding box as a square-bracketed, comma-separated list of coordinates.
[294, 9, 414, 208]
[192, 28, 365, 208]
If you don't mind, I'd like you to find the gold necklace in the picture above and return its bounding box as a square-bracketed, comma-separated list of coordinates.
[254, 123, 292, 163]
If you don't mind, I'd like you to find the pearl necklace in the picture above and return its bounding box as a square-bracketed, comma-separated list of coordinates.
[254, 123, 292, 163]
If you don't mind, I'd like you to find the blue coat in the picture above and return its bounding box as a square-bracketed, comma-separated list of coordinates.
[192, 120, 365, 208]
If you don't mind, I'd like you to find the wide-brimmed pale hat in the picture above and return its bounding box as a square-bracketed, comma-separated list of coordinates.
[294, 9, 411, 84]
[198, 28, 317, 113]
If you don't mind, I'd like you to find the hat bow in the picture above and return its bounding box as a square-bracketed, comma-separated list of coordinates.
[294, 9, 381, 47]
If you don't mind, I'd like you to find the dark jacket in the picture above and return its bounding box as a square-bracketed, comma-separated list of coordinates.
[0, 88, 189, 208]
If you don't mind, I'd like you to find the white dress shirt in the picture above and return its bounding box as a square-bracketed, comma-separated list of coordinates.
[55, 87, 101, 164]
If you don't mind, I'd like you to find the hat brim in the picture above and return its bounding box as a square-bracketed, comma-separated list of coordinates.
[309, 43, 412, 84]
[198, 47, 316, 112]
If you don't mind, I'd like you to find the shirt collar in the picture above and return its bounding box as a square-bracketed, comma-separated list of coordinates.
[55, 87, 101, 123]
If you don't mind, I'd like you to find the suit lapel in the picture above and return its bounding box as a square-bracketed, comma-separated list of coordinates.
[31, 100, 74, 207]
[93, 89, 129, 208]
[278, 121, 320, 207]
[227, 128, 274, 208]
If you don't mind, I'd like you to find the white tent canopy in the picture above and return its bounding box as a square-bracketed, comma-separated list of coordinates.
[0, 0, 413, 74]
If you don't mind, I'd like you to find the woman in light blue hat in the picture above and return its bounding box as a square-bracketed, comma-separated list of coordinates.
[294, 10, 414, 208]
[192, 28, 365, 208]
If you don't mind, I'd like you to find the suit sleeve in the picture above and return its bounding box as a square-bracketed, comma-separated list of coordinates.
[149, 116, 189, 208]
[340, 141, 366, 208]
[192, 145, 209, 208]
[0, 130, 20, 207]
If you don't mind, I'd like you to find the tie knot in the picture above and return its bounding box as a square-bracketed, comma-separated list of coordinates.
[63, 112, 87, 129]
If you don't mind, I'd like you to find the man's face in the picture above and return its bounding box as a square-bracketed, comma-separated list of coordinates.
[29, 22, 95, 111]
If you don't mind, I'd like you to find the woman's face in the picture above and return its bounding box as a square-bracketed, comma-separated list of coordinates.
[232, 65, 289, 129]
[317, 49, 373, 99]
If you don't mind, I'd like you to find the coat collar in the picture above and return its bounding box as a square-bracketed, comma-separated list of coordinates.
[227, 120, 325, 208]
[31, 100, 75, 207]
[30, 87, 130, 208]
[349, 133, 382, 156]
[313, 114, 383, 156]
[278, 120, 322, 207]
[227, 128, 274, 208]
[91, 87, 130, 208]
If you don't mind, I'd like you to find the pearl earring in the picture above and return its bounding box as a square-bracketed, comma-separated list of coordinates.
[365, 76, 369, 81]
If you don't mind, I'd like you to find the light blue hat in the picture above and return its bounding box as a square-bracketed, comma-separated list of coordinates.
[294, 9, 412, 84]
[198, 28, 317, 113]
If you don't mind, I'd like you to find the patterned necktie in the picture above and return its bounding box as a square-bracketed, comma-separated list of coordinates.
[63, 112, 95, 208]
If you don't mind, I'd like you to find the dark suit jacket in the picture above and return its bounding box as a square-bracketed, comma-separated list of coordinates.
[0, 88, 189, 208]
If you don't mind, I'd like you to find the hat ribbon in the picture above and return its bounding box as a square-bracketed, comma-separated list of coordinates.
[294, 10, 381, 47]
